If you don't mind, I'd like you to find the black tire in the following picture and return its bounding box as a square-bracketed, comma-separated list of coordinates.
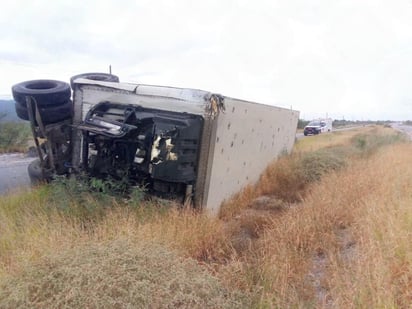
[28, 159, 53, 185]
[15, 100, 72, 124]
[12, 80, 71, 107]
[70, 72, 119, 89]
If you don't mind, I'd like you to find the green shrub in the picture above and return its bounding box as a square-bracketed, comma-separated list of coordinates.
[0, 122, 31, 153]
[298, 148, 346, 183]
[351, 131, 408, 156]
[46, 176, 124, 222]
[46, 176, 151, 223]
[259, 147, 347, 202]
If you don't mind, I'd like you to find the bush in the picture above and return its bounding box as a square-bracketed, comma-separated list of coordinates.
[46, 176, 126, 221]
[44, 175, 152, 226]
[258, 147, 347, 202]
[0, 122, 31, 153]
[298, 148, 346, 183]
[350, 130, 408, 157]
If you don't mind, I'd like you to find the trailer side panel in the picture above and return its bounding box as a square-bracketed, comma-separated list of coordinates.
[203, 98, 299, 214]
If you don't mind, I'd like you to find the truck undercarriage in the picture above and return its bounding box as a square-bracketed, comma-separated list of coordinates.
[78, 102, 203, 201]
[11, 75, 204, 203]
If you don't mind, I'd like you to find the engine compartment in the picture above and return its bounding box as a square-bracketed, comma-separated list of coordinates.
[78, 102, 203, 201]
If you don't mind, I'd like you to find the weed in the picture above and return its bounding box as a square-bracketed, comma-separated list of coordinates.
[45, 176, 126, 224]
[127, 186, 147, 208]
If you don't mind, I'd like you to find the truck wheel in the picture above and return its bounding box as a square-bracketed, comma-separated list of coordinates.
[12, 80, 71, 107]
[70, 72, 119, 89]
[15, 100, 72, 124]
[28, 159, 52, 185]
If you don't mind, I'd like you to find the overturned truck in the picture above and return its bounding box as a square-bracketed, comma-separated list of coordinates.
[12, 73, 299, 214]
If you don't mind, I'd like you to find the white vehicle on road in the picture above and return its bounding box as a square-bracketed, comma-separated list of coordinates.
[304, 118, 333, 136]
[320, 118, 333, 132]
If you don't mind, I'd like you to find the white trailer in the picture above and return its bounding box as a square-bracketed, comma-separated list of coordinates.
[320, 118, 333, 132]
[13, 75, 299, 215]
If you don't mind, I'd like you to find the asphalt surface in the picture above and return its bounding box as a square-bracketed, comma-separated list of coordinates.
[0, 153, 35, 195]
[391, 123, 412, 139]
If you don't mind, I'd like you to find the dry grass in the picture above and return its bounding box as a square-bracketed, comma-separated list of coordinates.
[0, 125, 411, 308]
[0, 195, 249, 308]
[219, 126, 412, 307]
[220, 128, 412, 307]
[324, 144, 412, 308]
[0, 239, 246, 309]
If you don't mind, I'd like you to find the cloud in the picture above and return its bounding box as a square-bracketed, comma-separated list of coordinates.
[1, 0, 412, 120]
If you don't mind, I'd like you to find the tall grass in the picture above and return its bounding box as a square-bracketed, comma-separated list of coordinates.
[0, 125, 411, 308]
[0, 189, 249, 308]
[219, 127, 412, 307]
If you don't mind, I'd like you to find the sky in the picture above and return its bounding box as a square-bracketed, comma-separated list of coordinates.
[1, 0, 412, 121]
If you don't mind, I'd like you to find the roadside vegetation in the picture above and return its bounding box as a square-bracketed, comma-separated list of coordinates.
[0, 113, 31, 153]
[297, 118, 394, 130]
[0, 125, 411, 308]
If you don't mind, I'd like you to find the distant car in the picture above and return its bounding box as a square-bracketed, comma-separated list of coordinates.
[304, 121, 322, 136]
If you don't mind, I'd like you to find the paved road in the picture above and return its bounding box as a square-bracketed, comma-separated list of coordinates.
[0, 153, 35, 194]
[391, 123, 412, 140]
